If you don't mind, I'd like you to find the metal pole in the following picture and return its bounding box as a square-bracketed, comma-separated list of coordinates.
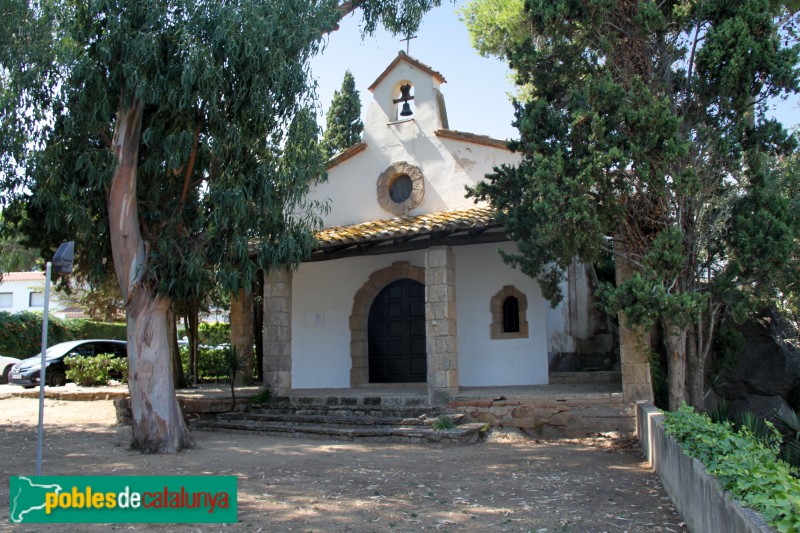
[35, 261, 52, 476]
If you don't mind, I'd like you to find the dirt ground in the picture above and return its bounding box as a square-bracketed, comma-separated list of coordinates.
[0, 394, 685, 532]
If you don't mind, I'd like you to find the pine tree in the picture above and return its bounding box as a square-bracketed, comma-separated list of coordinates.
[322, 71, 364, 158]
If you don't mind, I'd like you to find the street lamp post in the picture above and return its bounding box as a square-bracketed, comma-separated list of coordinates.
[35, 241, 75, 476]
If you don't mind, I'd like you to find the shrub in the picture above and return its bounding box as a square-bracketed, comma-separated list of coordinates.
[431, 416, 455, 430]
[198, 322, 230, 347]
[0, 311, 81, 358]
[664, 404, 800, 532]
[250, 387, 271, 405]
[65, 354, 127, 386]
[74, 320, 127, 340]
[180, 345, 231, 382]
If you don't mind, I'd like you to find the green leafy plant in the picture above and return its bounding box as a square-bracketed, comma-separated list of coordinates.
[776, 409, 800, 474]
[250, 388, 272, 406]
[0, 311, 81, 358]
[180, 345, 230, 382]
[431, 416, 455, 431]
[664, 405, 800, 531]
[64, 354, 127, 386]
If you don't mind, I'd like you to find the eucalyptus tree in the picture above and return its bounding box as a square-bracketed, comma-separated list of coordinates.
[466, 0, 800, 409]
[1, 0, 443, 453]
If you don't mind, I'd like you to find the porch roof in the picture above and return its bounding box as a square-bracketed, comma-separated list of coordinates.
[309, 206, 506, 261]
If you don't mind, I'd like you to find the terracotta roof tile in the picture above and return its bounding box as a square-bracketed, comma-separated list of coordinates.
[315, 206, 498, 250]
[1, 272, 45, 282]
[368, 51, 447, 92]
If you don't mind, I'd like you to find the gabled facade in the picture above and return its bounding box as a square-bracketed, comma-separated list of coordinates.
[261, 52, 589, 403]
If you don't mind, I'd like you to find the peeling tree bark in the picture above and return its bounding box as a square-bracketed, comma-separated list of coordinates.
[108, 96, 194, 453]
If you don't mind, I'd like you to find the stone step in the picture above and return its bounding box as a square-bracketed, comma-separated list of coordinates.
[248, 404, 443, 419]
[269, 394, 429, 408]
[217, 411, 464, 428]
[192, 418, 484, 445]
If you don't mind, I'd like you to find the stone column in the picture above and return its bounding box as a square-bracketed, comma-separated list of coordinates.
[263, 268, 292, 394]
[230, 288, 255, 385]
[615, 236, 654, 403]
[425, 246, 459, 404]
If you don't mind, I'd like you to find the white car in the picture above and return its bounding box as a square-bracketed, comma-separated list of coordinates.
[0, 355, 22, 384]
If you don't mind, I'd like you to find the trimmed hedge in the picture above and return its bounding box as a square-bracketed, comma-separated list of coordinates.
[664, 404, 800, 532]
[76, 320, 127, 340]
[0, 311, 81, 358]
[0, 312, 126, 358]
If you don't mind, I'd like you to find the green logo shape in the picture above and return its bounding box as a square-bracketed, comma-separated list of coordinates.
[9, 476, 237, 524]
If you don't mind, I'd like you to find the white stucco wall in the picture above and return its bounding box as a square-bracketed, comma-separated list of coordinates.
[291, 242, 549, 389]
[291, 250, 427, 389]
[307, 57, 520, 229]
[455, 242, 549, 386]
[0, 275, 68, 316]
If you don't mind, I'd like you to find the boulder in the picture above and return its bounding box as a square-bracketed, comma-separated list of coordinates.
[714, 313, 800, 402]
[729, 394, 795, 426]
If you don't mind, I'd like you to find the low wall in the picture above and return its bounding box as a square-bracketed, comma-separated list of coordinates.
[452, 396, 634, 437]
[114, 396, 252, 426]
[635, 402, 773, 533]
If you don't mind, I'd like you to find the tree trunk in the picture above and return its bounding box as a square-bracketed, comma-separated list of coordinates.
[254, 270, 264, 382]
[614, 235, 654, 403]
[108, 95, 193, 453]
[230, 288, 254, 385]
[686, 325, 704, 410]
[185, 306, 199, 385]
[168, 311, 188, 389]
[663, 318, 688, 411]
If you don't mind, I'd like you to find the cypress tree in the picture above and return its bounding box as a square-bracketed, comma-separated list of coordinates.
[322, 71, 364, 158]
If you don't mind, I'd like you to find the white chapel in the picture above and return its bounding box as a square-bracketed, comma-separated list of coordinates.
[261, 52, 593, 403]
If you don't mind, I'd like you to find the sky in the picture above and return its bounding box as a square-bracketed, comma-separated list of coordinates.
[309, 1, 800, 139]
[309, 1, 519, 141]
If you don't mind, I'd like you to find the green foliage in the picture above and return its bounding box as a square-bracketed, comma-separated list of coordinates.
[64, 354, 128, 386]
[458, 0, 525, 59]
[664, 405, 800, 531]
[75, 320, 127, 341]
[712, 321, 747, 377]
[250, 387, 272, 406]
[465, 0, 800, 407]
[321, 71, 364, 158]
[431, 416, 455, 430]
[180, 345, 231, 382]
[0, 312, 81, 358]
[198, 322, 230, 347]
[776, 409, 800, 473]
[1, 0, 445, 305]
[0, 312, 126, 358]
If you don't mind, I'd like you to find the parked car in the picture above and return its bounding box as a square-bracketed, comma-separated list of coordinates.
[0, 355, 21, 384]
[8, 340, 127, 388]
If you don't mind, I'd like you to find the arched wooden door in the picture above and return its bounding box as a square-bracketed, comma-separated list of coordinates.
[368, 279, 427, 383]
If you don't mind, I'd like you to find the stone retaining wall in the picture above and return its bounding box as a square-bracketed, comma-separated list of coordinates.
[636, 402, 773, 533]
[451, 396, 634, 437]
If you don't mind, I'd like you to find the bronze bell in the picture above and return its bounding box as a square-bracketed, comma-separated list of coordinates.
[400, 102, 413, 116]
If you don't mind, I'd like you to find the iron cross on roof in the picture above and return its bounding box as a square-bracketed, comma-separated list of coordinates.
[400, 34, 417, 54]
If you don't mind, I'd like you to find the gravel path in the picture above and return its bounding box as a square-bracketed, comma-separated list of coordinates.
[0, 395, 685, 532]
